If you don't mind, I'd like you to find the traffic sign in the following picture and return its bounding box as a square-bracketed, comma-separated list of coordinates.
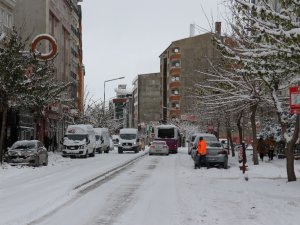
[290, 86, 300, 114]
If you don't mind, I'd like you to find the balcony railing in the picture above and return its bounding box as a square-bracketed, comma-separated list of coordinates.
[170, 53, 181, 61]
[169, 95, 181, 101]
[169, 81, 181, 89]
[169, 68, 181, 76]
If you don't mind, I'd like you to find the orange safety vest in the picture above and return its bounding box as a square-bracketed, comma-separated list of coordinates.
[197, 140, 207, 155]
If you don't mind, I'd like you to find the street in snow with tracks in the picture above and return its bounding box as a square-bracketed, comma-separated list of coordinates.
[1, 147, 300, 225]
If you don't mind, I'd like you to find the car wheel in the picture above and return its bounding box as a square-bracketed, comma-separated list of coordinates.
[90, 149, 95, 157]
[43, 156, 48, 166]
[118, 148, 123, 154]
[84, 151, 88, 158]
[35, 156, 40, 167]
[223, 158, 228, 169]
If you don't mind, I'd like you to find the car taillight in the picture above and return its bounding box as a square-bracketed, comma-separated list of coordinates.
[218, 150, 227, 155]
[163, 145, 168, 149]
[150, 146, 155, 149]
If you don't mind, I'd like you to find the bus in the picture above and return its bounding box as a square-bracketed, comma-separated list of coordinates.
[154, 124, 181, 153]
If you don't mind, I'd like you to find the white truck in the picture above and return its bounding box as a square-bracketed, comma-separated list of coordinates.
[118, 128, 140, 154]
[62, 124, 96, 158]
[94, 127, 110, 153]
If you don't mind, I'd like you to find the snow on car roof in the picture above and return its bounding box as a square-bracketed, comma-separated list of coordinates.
[120, 128, 138, 134]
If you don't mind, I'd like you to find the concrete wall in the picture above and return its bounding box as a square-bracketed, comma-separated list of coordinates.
[138, 73, 161, 125]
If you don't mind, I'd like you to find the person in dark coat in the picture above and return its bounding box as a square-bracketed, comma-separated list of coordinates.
[266, 136, 276, 161]
[44, 136, 50, 151]
[257, 137, 267, 161]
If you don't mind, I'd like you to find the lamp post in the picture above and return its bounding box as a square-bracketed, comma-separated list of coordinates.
[103, 76, 125, 110]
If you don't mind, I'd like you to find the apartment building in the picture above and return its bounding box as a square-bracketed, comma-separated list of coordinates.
[0, 0, 15, 39]
[112, 84, 132, 129]
[132, 73, 161, 129]
[159, 23, 222, 122]
[14, 0, 84, 143]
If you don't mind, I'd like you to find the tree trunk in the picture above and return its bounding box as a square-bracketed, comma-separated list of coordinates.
[227, 126, 235, 157]
[216, 120, 220, 140]
[237, 111, 243, 144]
[0, 106, 8, 164]
[285, 115, 299, 182]
[225, 116, 235, 156]
[250, 103, 259, 165]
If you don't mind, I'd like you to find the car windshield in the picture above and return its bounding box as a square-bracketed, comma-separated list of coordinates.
[157, 128, 175, 138]
[152, 141, 166, 145]
[120, 134, 136, 140]
[11, 142, 36, 150]
[208, 142, 222, 147]
[194, 136, 218, 144]
[65, 134, 87, 141]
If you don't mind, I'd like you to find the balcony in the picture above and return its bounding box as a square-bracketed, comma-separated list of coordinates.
[2, 0, 16, 8]
[169, 81, 181, 89]
[70, 71, 77, 81]
[71, 25, 80, 38]
[169, 95, 181, 101]
[170, 109, 181, 117]
[169, 68, 181, 76]
[170, 53, 181, 61]
[71, 47, 78, 57]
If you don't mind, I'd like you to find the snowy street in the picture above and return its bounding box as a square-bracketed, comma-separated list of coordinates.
[1, 147, 300, 225]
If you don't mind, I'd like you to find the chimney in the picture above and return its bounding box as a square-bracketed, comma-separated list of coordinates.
[190, 24, 195, 37]
[215, 22, 221, 36]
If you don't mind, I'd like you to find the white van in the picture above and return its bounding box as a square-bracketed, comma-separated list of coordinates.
[118, 128, 140, 154]
[94, 128, 110, 153]
[112, 134, 120, 146]
[62, 124, 96, 158]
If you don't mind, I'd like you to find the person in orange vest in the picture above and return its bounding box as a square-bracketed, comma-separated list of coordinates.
[195, 137, 208, 169]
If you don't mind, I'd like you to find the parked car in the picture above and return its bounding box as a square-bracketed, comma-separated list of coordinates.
[191, 133, 228, 169]
[94, 127, 110, 153]
[149, 140, 169, 156]
[112, 135, 120, 146]
[245, 144, 254, 157]
[4, 140, 48, 166]
[187, 133, 198, 155]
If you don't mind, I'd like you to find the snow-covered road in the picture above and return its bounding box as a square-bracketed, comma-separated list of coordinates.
[1, 148, 300, 225]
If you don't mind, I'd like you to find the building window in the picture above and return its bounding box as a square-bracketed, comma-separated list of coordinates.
[171, 76, 180, 82]
[171, 89, 179, 95]
[173, 47, 180, 53]
[171, 60, 180, 68]
[172, 102, 180, 108]
[0, 8, 13, 28]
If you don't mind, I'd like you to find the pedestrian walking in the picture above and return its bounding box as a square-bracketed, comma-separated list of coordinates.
[194, 137, 208, 169]
[257, 136, 267, 161]
[266, 136, 276, 161]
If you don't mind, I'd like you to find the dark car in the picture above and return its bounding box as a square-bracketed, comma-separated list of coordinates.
[191, 133, 228, 169]
[5, 140, 48, 167]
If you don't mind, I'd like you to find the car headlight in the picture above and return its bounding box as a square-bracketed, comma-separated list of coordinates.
[133, 142, 136, 145]
[80, 145, 85, 149]
[63, 145, 67, 149]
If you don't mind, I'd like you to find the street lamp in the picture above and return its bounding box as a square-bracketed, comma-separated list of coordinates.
[103, 76, 125, 110]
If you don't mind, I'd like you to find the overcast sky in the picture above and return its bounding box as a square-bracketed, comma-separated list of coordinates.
[81, 0, 229, 102]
